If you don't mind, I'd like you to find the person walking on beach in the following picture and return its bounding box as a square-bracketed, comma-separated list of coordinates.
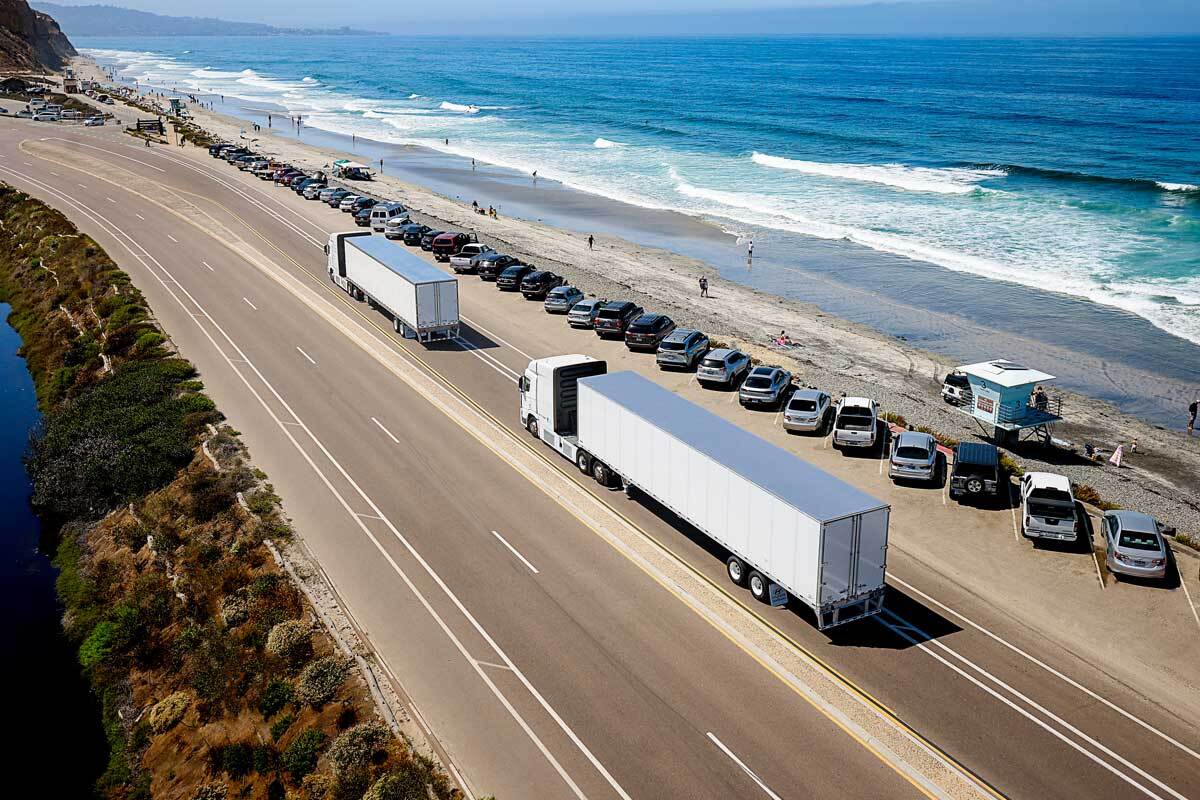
[532, 170, 538, 182]
[747, 240, 754, 263]
[1189, 399, 1197, 435]
[472, 158, 476, 170]
[588, 235, 594, 250]
[699, 277, 709, 298]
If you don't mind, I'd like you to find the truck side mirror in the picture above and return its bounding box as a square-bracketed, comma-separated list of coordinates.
[323, 244, 329, 255]
[517, 376, 528, 393]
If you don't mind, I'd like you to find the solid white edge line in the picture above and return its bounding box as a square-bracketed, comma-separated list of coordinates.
[370, 416, 400, 444]
[491, 530, 540, 575]
[706, 732, 784, 800]
[1178, 561, 1200, 631]
[5, 172, 600, 800]
[296, 346, 316, 364]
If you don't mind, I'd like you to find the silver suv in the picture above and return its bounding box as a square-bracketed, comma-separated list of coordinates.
[888, 431, 939, 483]
[738, 366, 793, 408]
[544, 285, 584, 314]
[567, 297, 607, 328]
[697, 348, 751, 387]
[656, 329, 709, 370]
[783, 389, 832, 433]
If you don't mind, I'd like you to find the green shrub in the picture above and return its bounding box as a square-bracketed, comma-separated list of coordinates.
[282, 728, 327, 780]
[295, 656, 352, 709]
[363, 772, 426, 800]
[327, 722, 390, 775]
[211, 742, 254, 778]
[266, 620, 312, 669]
[998, 452, 1025, 477]
[1072, 483, 1120, 510]
[915, 425, 959, 449]
[880, 411, 907, 428]
[270, 713, 294, 742]
[79, 620, 118, 670]
[260, 678, 294, 718]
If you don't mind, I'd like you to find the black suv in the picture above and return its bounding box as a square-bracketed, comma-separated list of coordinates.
[420, 230, 445, 251]
[949, 442, 1001, 502]
[477, 253, 521, 281]
[353, 205, 375, 227]
[593, 301, 644, 339]
[399, 223, 431, 245]
[496, 264, 535, 291]
[624, 313, 676, 351]
[519, 270, 564, 300]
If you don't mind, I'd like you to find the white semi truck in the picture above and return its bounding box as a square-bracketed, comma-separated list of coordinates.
[519, 355, 890, 629]
[326, 231, 459, 342]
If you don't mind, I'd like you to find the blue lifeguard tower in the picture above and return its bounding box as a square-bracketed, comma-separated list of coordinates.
[948, 359, 1063, 444]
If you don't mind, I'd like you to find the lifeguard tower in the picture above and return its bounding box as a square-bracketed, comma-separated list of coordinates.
[168, 98, 188, 118]
[947, 359, 1063, 445]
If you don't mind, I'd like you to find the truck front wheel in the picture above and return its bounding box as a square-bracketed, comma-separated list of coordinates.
[526, 417, 539, 438]
[748, 571, 769, 602]
[726, 556, 747, 586]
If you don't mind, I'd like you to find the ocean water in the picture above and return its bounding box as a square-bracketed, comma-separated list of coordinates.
[82, 36, 1200, 347]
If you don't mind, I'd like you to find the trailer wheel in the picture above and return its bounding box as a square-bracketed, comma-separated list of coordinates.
[526, 417, 539, 438]
[726, 556, 747, 586]
[575, 450, 591, 474]
[591, 459, 613, 487]
[748, 571, 768, 603]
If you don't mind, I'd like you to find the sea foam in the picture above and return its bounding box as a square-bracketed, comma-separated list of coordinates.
[593, 138, 624, 148]
[752, 152, 1005, 195]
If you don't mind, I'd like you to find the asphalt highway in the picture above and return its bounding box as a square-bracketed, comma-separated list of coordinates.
[3, 119, 1198, 800]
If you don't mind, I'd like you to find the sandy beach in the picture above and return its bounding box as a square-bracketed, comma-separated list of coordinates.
[74, 58, 1200, 537]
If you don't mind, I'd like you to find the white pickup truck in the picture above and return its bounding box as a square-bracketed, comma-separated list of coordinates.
[449, 243, 496, 274]
[1020, 472, 1079, 543]
[832, 397, 880, 451]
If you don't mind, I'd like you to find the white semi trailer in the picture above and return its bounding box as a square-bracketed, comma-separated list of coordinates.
[518, 355, 889, 629]
[326, 231, 459, 342]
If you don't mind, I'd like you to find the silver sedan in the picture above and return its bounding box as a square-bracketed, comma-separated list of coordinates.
[1103, 510, 1168, 580]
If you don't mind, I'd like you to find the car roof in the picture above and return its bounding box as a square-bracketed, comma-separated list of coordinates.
[549, 284, 577, 293]
[602, 300, 635, 309]
[954, 442, 998, 466]
[663, 328, 699, 342]
[1025, 472, 1071, 492]
[789, 388, 825, 402]
[896, 431, 935, 448]
[706, 348, 738, 359]
[633, 312, 665, 323]
[1107, 510, 1159, 533]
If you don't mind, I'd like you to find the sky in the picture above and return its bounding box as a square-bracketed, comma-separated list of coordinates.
[46, 0, 1200, 35]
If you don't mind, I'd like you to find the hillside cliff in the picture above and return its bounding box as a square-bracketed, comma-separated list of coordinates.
[0, 0, 75, 72]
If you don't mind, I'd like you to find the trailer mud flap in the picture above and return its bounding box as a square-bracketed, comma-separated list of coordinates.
[769, 583, 788, 608]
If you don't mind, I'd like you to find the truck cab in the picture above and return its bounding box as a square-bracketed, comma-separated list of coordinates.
[518, 355, 608, 472]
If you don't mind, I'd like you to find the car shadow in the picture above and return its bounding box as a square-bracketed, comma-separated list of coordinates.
[621, 486, 959, 647]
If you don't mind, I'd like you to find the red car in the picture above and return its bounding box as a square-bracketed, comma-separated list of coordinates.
[431, 231, 476, 262]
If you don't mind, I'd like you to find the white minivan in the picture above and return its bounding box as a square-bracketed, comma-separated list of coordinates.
[370, 202, 408, 232]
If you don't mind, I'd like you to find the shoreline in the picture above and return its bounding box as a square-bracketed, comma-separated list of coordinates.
[75, 57, 1200, 536]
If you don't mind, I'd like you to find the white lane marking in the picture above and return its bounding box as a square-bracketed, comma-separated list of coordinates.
[1179, 560, 1200, 632]
[106, 196, 117, 204]
[167, 234, 179, 243]
[296, 346, 316, 365]
[355, 512, 386, 521]
[475, 659, 514, 672]
[45, 137, 166, 172]
[455, 337, 520, 380]
[23, 161, 32, 166]
[371, 416, 400, 444]
[202, 260, 214, 272]
[888, 572, 1200, 761]
[49, 170, 60, 176]
[135, 212, 145, 220]
[706, 732, 783, 800]
[77, 183, 87, 189]
[491, 530, 540, 574]
[6, 176, 610, 800]
[878, 609, 1182, 800]
[460, 315, 535, 361]
[242, 297, 257, 311]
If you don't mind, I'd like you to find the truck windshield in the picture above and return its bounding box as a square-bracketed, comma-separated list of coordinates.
[838, 411, 873, 430]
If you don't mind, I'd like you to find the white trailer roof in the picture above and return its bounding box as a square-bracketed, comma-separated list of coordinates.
[582, 371, 888, 523]
[347, 235, 454, 285]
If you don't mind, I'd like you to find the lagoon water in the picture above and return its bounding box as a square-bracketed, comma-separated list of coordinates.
[0, 306, 106, 793]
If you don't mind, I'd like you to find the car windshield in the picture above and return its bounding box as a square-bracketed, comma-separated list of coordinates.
[789, 399, 817, 412]
[743, 376, 772, 389]
[1118, 530, 1160, 551]
[895, 446, 930, 460]
[1029, 499, 1074, 520]
[659, 340, 684, 351]
[838, 411, 873, 430]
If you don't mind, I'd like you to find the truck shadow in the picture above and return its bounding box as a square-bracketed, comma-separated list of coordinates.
[424, 323, 502, 351]
[622, 486, 960, 648]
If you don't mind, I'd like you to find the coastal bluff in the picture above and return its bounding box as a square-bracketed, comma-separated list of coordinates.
[0, 0, 74, 71]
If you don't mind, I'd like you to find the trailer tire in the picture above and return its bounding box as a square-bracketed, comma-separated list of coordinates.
[726, 556, 747, 586]
[591, 460, 614, 487]
[575, 450, 591, 474]
[748, 571, 769, 602]
[526, 417, 539, 438]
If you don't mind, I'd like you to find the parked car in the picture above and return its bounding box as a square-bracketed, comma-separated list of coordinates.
[544, 285, 584, 314]
[32, 112, 59, 122]
[520, 270, 564, 299]
[942, 371, 971, 405]
[420, 230, 445, 251]
[476, 253, 521, 280]
[370, 202, 407, 232]
[278, 171, 305, 186]
[593, 301, 643, 339]
[450, 243, 497, 273]
[1102, 511, 1168, 581]
[15, 109, 32, 118]
[655, 328, 709, 370]
[291, 177, 316, 194]
[318, 186, 345, 203]
[303, 181, 329, 199]
[739, 366, 793, 408]
[84, 116, 105, 126]
[400, 223, 432, 245]
[353, 206, 374, 227]
[383, 216, 412, 240]
[496, 264, 536, 291]
[566, 297, 607, 328]
[696, 348, 751, 387]
[347, 196, 375, 214]
[949, 442, 1001, 501]
[208, 143, 230, 157]
[431, 231, 475, 262]
[832, 397, 880, 451]
[888, 431, 940, 483]
[1020, 473, 1078, 543]
[782, 389, 833, 434]
[338, 194, 362, 212]
[624, 313, 676, 351]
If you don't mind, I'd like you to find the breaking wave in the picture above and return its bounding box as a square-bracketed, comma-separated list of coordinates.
[751, 152, 1005, 195]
